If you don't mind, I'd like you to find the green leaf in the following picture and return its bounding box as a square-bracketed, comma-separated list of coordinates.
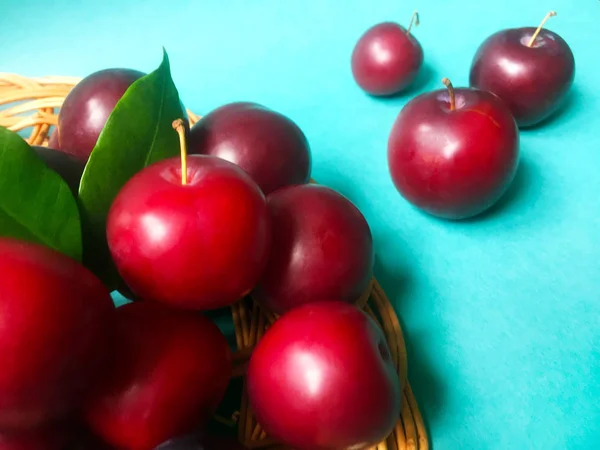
[78, 49, 184, 286]
[0, 126, 82, 260]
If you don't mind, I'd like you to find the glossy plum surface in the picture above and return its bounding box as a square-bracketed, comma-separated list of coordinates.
[107, 155, 271, 310]
[84, 302, 232, 450]
[247, 301, 401, 450]
[0, 238, 115, 431]
[469, 27, 575, 127]
[188, 102, 311, 195]
[351, 21, 423, 96]
[253, 184, 373, 315]
[387, 85, 520, 219]
[58, 68, 145, 157]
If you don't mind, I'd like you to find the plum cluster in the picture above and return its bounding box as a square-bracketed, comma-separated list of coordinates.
[0, 53, 400, 450]
[352, 10, 575, 219]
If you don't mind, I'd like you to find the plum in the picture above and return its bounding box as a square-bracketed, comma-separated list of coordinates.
[58, 68, 145, 158]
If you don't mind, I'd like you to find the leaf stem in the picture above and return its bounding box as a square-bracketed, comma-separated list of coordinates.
[172, 119, 187, 185]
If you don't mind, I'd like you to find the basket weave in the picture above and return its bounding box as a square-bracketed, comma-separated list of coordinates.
[0, 73, 429, 450]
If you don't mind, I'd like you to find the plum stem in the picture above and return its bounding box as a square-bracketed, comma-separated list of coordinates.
[527, 11, 557, 47]
[172, 119, 188, 185]
[442, 78, 455, 111]
[406, 11, 420, 35]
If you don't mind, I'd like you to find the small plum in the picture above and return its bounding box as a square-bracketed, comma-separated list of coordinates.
[351, 12, 423, 96]
[188, 102, 311, 195]
[58, 68, 145, 158]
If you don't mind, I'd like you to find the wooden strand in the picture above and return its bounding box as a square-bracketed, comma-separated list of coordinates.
[0, 73, 82, 86]
[251, 421, 263, 441]
[0, 72, 429, 450]
[0, 88, 76, 105]
[249, 300, 261, 345]
[372, 281, 409, 383]
[231, 302, 245, 350]
[406, 383, 428, 450]
[256, 307, 267, 340]
[0, 73, 41, 90]
[31, 108, 53, 146]
[263, 308, 278, 325]
[364, 303, 381, 325]
[371, 287, 402, 378]
[238, 382, 250, 443]
[401, 392, 418, 450]
[232, 346, 253, 363]
[0, 113, 57, 127]
[386, 425, 399, 450]
[0, 98, 60, 117]
[374, 279, 408, 365]
[238, 300, 251, 347]
[355, 278, 374, 309]
[187, 110, 201, 124]
[395, 420, 407, 450]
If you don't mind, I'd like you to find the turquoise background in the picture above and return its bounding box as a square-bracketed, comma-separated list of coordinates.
[2, 0, 599, 448]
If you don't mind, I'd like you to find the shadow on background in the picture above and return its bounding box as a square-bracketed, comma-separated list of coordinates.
[520, 85, 582, 131]
[318, 161, 447, 449]
[373, 256, 445, 450]
[397, 64, 435, 99]
[458, 154, 535, 224]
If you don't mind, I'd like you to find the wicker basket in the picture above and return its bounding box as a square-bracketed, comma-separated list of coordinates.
[0, 73, 429, 450]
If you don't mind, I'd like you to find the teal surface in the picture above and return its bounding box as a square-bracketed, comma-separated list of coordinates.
[2, 1, 599, 448]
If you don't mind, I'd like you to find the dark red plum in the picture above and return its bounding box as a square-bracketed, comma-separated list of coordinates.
[351, 12, 423, 96]
[253, 184, 373, 315]
[247, 301, 401, 450]
[188, 102, 311, 195]
[84, 302, 232, 450]
[387, 78, 519, 219]
[0, 238, 115, 432]
[469, 11, 575, 127]
[58, 68, 145, 158]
